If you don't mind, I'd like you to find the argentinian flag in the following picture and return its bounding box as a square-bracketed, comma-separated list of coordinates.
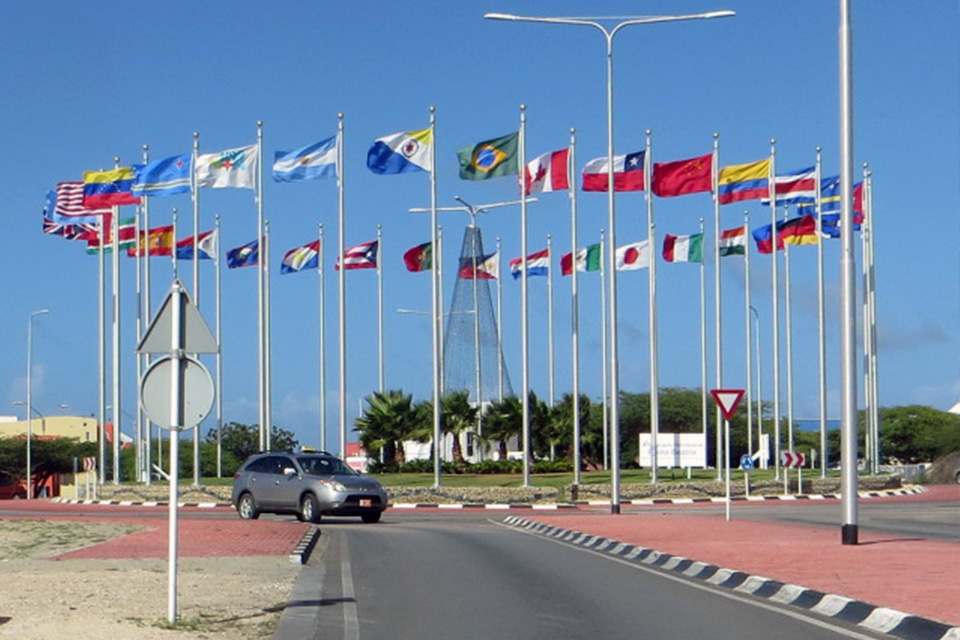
[366, 127, 433, 175]
[273, 136, 338, 182]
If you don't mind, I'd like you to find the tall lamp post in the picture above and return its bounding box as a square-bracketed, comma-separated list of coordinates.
[485, 9, 734, 513]
[26, 309, 50, 499]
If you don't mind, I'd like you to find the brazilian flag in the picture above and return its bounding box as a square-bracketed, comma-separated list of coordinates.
[457, 132, 519, 181]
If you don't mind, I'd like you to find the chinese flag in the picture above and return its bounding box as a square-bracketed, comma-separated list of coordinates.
[652, 152, 713, 198]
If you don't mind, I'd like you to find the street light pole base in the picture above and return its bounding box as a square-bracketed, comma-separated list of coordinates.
[841, 523, 858, 545]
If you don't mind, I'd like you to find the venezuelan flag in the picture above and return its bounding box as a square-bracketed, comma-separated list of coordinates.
[718, 158, 771, 205]
[82, 167, 141, 208]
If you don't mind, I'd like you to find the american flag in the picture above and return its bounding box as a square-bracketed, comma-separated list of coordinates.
[335, 240, 378, 271]
[53, 181, 110, 225]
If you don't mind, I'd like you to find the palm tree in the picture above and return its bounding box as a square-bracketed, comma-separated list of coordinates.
[354, 390, 422, 467]
[547, 394, 592, 465]
[440, 391, 478, 465]
[481, 396, 522, 461]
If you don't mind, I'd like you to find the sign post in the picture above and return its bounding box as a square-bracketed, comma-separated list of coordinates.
[137, 280, 217, 624]
[781, 451, 806, 496]
[710, 389, 745, 521]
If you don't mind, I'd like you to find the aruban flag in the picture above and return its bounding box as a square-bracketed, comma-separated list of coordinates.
[779, 215, 818, 246]
[196, 144, 258, 189]
[525, 148, 569, 195]
[560, 243, 602, 276]
[133, 154, 192, 197]
[581, 151, 645, 192]
[717, 158, 771, 205]
[82, 168, 142, 208]
[227, 240, 259, 268]
[403, 241, 432, 272]
[615, 240, 650, 271]
[280, 239, 321, 274]
[177, 229, 217, 260]
[662, 233, 704, 263]
[509, 248, 549, 279]
[52, 182, 111, 225]
[86, 216, 136, 254]
[457, 132, 519, 181]
[336, 240, 378, 271]
[127, 225, 174, 257]
[458, 252, 499, 279]
[652, 153, 712, 197]
[719, 227, 747, 257]
[760, 166, 815, 206]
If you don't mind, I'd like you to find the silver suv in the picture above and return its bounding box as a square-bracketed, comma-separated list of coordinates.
[232, 451, 388, 524]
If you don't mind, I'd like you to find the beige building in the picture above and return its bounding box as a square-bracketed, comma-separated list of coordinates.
[0, 415, 98, 443]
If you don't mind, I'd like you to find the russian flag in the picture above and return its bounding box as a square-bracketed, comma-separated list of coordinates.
[509, 248, 550, 279]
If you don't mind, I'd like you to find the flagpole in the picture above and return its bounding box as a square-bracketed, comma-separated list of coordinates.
[647, 129, 660, 483]
[171, 209, 179, 281]
[496, 235, 504, 404]
[111, 157, 121, 485]
[98, 211, 106, 484]
[712, 133, 722, 481]
[319, 223, 327, 451]
[866, 169, 879, 472]
[600, 228, 609, 470]
[547, 234, 555, 410]
[860, 171, 873, 473]
[744, 213, 753, 471]
[337, 113, 347, 460]
[770, 139, 782, 481]
[439, 224, 446, 393]
[135, 148, 145, 483]
[429, 107, 441, 485]
[519, 105, 531, 487]
[377, 224, 384, 393]
[141, 144, 153, 484]
[265, 219, 273, 443]
[699, 217, 708, 466]
[256, 122, 266, 449]
[784, 206, 795, 492]
[568, 130, 582, 484]
[191, 132, 202, 483]
[471, 223, 482, 427]
[816, 148, 827, 477]
[215, 215, 223, 476]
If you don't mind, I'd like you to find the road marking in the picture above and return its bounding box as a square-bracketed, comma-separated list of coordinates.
[340, 538, 360, 640]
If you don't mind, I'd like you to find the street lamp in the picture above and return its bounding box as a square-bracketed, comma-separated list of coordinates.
[485, 9, 735, 513]
[26, 309, 50, 499]
[749, 306, 764, 469]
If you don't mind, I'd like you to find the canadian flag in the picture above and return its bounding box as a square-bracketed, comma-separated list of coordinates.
[524, 148, 569, 195]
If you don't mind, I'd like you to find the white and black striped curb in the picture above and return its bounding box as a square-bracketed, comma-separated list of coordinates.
[53, 498, 230, 508]
[502, 515, 959, 640]
[289, 527, 321, 565]
[579, 486, 927, 506]
[391, 502, 578, 510]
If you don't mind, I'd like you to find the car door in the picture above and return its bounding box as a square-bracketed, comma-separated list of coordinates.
[248, 455, 288, 509]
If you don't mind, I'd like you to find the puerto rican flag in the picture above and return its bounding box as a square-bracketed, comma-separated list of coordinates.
[524, 148, 569, 195]
[509, 248, 550, 279]
[336, 239, 378, 271]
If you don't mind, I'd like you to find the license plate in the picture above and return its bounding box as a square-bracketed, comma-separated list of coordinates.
[360, 499, 372, 507]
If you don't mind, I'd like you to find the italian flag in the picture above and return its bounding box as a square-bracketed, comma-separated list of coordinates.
[560, 243, 602, 275]
[662, 233, 704, 263]
[719, 227, 747, 257]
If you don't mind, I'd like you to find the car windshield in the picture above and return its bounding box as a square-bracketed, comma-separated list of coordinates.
[297, 456, 357, 477]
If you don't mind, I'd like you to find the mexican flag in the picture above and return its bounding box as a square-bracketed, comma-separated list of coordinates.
[560, 243, 602, 276]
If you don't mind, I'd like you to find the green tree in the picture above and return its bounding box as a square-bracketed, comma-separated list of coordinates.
[873, 405, 960, 463]
[0, 437, 98, 492]
[204, 422, 298, 464]
[441, 391, 478, 465]
[354, 390, 422, 467]
[481, 396, 522, 460]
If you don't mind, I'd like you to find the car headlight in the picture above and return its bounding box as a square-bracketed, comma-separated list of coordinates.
[320, 479, 346, 492]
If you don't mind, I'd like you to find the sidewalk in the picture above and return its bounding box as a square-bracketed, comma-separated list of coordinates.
[510, 484, 960, 631]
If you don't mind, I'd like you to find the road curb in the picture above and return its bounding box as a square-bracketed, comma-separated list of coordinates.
[289, 526, 321, 564]
[501, 515, 959, 640]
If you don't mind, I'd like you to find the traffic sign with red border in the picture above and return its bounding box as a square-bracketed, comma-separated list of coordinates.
[710, 389, 745, 421]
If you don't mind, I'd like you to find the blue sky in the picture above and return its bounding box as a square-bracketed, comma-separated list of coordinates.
[2, 1, 957, 450]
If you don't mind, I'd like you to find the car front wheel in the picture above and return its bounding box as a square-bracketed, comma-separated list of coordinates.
[237, 493, 260, 520]
[299, 493, 321, 524]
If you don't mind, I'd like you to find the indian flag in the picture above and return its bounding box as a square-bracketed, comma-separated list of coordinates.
[663, 233, 704, 263]
[719, 227, 747, 257]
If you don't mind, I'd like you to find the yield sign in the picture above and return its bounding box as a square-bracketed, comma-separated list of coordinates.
[710, 389, 745, 421]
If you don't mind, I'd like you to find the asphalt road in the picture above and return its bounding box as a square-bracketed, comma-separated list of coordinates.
[277, 515, 892, 640]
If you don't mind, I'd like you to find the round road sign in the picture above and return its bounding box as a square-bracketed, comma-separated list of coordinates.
[140, 356, 215, 430]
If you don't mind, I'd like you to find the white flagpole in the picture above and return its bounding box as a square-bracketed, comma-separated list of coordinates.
[319, 223, 327, 451]
[520, 105, 531, 487]
[377, 224, 384, 393]
[141, 144, 153, 485]
[256, 123, 266, 449]
[699, 217, 708, 465]
[429, 107, 441, 485]
[744, 213, 753, 469]
[98, 211, 106, 484]
[337, 113, 347, 459]
[599, 228, 609, 469]
[496, 236, 504, 403]
[135, 149, 145, 483]
[191, 132, 201, 483]
[471, 225, 482, 421]
[784, 206, 795, 491]
[866, 170, 880, 472]
[265, 219, 273, 441]
[439, 225, 446, 393]
[111, 158, 121, 485]
[860, 168, 873, 473]
[647, 129, 659, 483]
[547, 234, 555, 409]
[712, 133, 722, 480]
[816, 148, 828, 477]
[569, 130, 581, 483]
[770, 139, 782, 480]
[214, 216, 223, 476]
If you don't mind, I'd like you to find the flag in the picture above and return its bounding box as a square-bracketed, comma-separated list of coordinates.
[717, 158, 771, 205]
[273, 136, 337, 182]
[403, 241, 432, 272]
[509, 248, 549, 279]
[227, 240, 259, 268]
[367, 127, 433, 174]
[133, 154, 191, 197]
[525, 148, 569, 195]
[719, 227, 747, 257]
[52, 182, 110, 224]
[82, 168, 141, 208]
[42, 190, 86, 238]
[128, 225, 174, 257]
[560, 243, 602, 276]
[581, 151, 645, 192]
[779, 215, 819, 246]
[458, 252, 499, 279]
[652, 153, 712, 197]
[195, 145, 258, 189]
[176, 229, 217, 260]
[797, 176, 864, 221]
[86, 216, 136, 254]
[751, 224, 785, 255]
[760, 166, 815, 206]
[336, 240, 378, 271]
[457, 132, 519, 181]
[662, 233, 704, 263]
[615, 240, 650, 271]
[281, 239, 321, 274]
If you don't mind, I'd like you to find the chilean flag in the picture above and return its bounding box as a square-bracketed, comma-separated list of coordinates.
[525, 149, 569, 195]
[509, 248, 550, 279]
[582, 151, 645, 192]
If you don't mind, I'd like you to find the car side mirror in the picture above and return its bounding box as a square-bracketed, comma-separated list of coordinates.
[283, 467, 297, 476]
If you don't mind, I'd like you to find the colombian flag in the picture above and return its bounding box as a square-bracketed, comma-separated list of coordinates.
[718, 158, 771, 205]
[82, 168, 141, 208]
